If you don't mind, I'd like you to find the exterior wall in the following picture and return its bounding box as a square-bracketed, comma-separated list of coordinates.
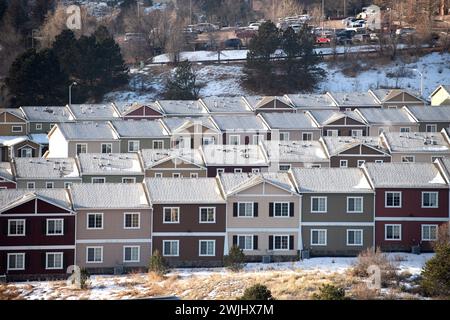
[368, 124, 420, 136]
[207, 166, 268, 177]
[0, 181, 16, 189]
[0, 112, 27, 136]
[120, 138, 170, 153]
[431, 89, 450, 106]
[16, 179, 81, 189]
[418, 122, 450, 132]
[322, 125, 368, 136]
[391, 152, 450, 163]
[123, 106, 163, 120]
[145, 169, 207, 178]
[67, 141, 120, 157]
[29, 122, 58, 134]
[330, 155, 391, 167]
[48, 128, 69, 158]
[12, 141, 41, 159]
[270, 129, 321, 141]
[270, 161, 330, 171]
[80, 175, 144, 183]
[223, 132, 269, 145]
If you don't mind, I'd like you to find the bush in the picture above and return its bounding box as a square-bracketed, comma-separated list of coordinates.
[80, 268, 90, 289]
[312, 284, 348, 300]
[224, 245, 245, 272]
[149, 250, 168, 276]
[239, 284, 274, 300]
[352, 247, 398, 286]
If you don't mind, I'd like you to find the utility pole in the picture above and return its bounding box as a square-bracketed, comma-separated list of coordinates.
[190, 0, 192, 25]
[343, 0, 346, 18]
[69, 82, 77, 107]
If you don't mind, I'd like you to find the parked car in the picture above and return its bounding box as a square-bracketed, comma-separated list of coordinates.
[342, 17, 357, 26]
[248, 22, 261, 30]
[395, 27, 416, 37]
[316, 36, 331, 45]
[124, 33, 146, 42]
[224, 38, 243, 49]
[352, 33, 370, 43]
[369, 33, 379, 42]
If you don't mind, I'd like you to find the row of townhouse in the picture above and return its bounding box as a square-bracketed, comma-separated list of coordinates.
[1, 161, 449, 280]
[1, 129, 450, 188]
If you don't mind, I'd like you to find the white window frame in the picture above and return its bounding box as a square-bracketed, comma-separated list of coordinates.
[45, 252, 64, 270]
[237, 235, 254, 251]
[199, 207, 216, 223]
[27, 182, 35, 189]
[357, 160, 365, 167]
[123, 246, 140, 263]
[327, 129, 338, 137]
[302, 132, 313, 141]
[311, 197, 327, 213]
[216, 168, 225, 175]
[426, 124, 437, 133]
[252, 168, 260, 173]
[35, 123, 42, 130]
[20, 148, 33, 158]
[351, 129, 363, 137]
[347, 197, 363, 213]
[12, 125, 23, 133]
[310, 229, 327, 246]
[7, 253, 25, 270]
[162, 240, 179, 257]
[253, 134, 263, 145]
[346, 229, 363, 246]
[154, 172, 163, 178]
[64, 182, 73, 188]
[46, 218, 64, 236]
[421, 191, 439, 208]
[234, 168, 243, 173]
[401, 155, 415, 163]
[50, 123, 56, 130]
[45, 182, 54, 189]
[229, 135, 240, 145]
[202, 136, 215, 145]
[101, 143, 112, 154]
[91, 177, 106, 184]
[76, 143, 87, 155]
[8, 219, 26, 236]
[199, 240, 216, 256]
[279, 132, 289, 141]
[385, 224, 402, 241]
[86, 246, 103, 263]
[385, 191, 402, 208]
[190, 172, 199, 178]
[279, 164, 291, 171]
[421, 224, 438, 241]
[340, 160, 348, 168]
[273, 235, 290, 251]
[273, 202, 290, 217]
[87, 213, 103, 230]
[238, 202, 254, 217]
[400, 127, 410, 133]
[172, 173, 181, 178]
[122, 177, 136, 184]
[163, 207, 180, 224]
[152, 140, 164, 149]
[128, 140, 140, 152]
[375, 160, 384, 164]
[123, 212, 140, 229]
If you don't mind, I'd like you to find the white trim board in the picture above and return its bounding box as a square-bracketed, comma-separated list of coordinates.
[76, 239, 152, 244]
[0, 245, 75, 250]
[301, 222, 374, 227]
[375, 217, 449, 222]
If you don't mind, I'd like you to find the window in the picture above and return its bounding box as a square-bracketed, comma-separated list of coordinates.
[234, 168, 242, 173]
[172, 173, 181, 178]
[253, 135, 263, 144]
[27, 182, 35, 189]
[327, 130, 338, 137]
[229, 135, 240, 145]
[46, 219, 63, 235]
[340, 160, 348, 168]
[202, 137, 215, 145]
[252, 168, 260, 173]
[279, 164, 291, 171]
[122, 177, 136, 184]
[302, 132, 313, 141]
[400, 127, 410, 133]
[35, 123, 42, 130]
[76, 144, 87, 155]
[163, 240, 179, 256]
[426, 124, 437, 133]
[128, 140, 140, 152]
[12, 125, 22, 133]
[357, 160, 365, 167]
[238, 202, 254, 217]
[7, 253, 25, 270]
[199, 240, 215, 256]
[163, 207, 179, 223]
[279, 132, 289, 141]
[385, 224, 401, 240]
[46, 252, 63, 269]
[152, 140, 164, 149]
[309, 164, 322, 168]
[422, 225, 438, 241]
[124, 213, 140, 229]
[216, 168, 225, 175]
[123, 246, 140, 262]
[237, 235, 253, 250]
[64, 182, 73, 188]
[347, 197, 363, 213]
[273, 235, 289, 250]
[190, 172, 198, 178]
[91, 177, 105, 184]
[375, 160, 384, 164]
[385, 192, 401, 208]
[274, 202, 289, 217]
[351, 130, 363, 137]
[154, 173, 163, 178]
[311, 229, 327, 245]
[199, 207, 216, 223]
[45, 182, 54, 189]
[20, 148, 33, 158]
[87, 213, 103, 229]
[86, 247, 103, 263]
[422, 192, 438, 208]
[311, 197, 327, 213]
[8, 219, 25, 236]
[101, 143, 112, 154]
[347, 229, 363, 246]
[401, 155, 415, 163]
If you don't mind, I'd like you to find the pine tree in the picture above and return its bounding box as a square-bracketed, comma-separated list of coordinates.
[164, 60, 200, 100]
[3, 0, 29, 34]
[223, 245, 245, 272]
[149, 249, 168, 276]
[0, 0, 7, 23]
[53, 29, 79, 77]
[239, 284, 274, 300]
[31, 0, 55, 29]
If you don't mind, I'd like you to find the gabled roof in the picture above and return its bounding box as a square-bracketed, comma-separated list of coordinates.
[12, 157, 80, 179]
[355, 108, 417, 125]
[369, 89, 423, 104]
[161, 117, 219, 134]
[306, 110, 365, 126]
[291, 167, 372, 193]
[363, 162, 448, 188]
[243, 96, 294, 111]
[114, 102, 163, 117]
[155, 100, 207, 116]
[211, 115, 268, 131]
[403, 105, 450, 122]
[429, 85, 450, 98]
[0, 189, 73, 213]
[0, 162, 15, 182]
[67, 104, 121, 120]
[262, 140, 328, 163]
[201, 144, 269, 166]
[0, 108, 27, 122]
[283, 94, 338, 109]
[200, 96, 252, 113]
[140, 148, 205, 169]
[259, 112, 317, 130]
[321, 136, 389, 156]
[110, 120, 168, 138]
[20, 106, 74, 122]
[50, 122, 119, 141]
[218, 172, 296, 195]
[145, 178, 225, 203]
[77, 153, 144, 175]
[70, 183, 150, 209]
[0, 136, 34, 147]
[327, 92, 380, 107]
[381, 132, 450, 153]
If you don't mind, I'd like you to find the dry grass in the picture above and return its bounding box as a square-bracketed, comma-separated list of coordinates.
[350, 283, 380, 300]
[352, 247, 398, 286]
[0, 284, 22, 300]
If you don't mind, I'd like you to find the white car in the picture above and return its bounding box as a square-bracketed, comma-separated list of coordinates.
[248, 22, 261, 31]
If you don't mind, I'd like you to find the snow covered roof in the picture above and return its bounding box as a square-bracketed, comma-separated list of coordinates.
[211, 115, 268, 131]
[77, 153, 144, 175]
[219, 172, 296, 194]
[113, 102, 162, 116]
[364, 162, 448, 188]
[322, 136, 387, 156]
[259, 112, 318, 130]
[0, 108, 26, 120]
[54, 122, 119, 141]
[328, 92, 380, 107]
[284, 94, 338, 109]
[20, 106, 73, 122]
[145, 178, 225, 203]
[110, 120, 168, 138]
[201, 144, 269, 166]
[262, 140, 328, 163]
[140, 148, 205, 169]
[405, 106, 450, 122]
[156, 100, 207, 115]
[67, 104, 120, 120]
[0, 189, 72, 212]
[29, 134, 49, 145]
[243, 96, 293, 110]
[161, 117, 219, 133]
[0, 162, 14, 182]
[369, 89, 422, 103]
[200, 96, 252, 113]
[70, 183, 150, 209]
[0, 136, 30, 147]
[356, 108, 416, 124]
[292, 168, 373, 193]
[382, 132, 450, 153]
[13, 157, 80, 179]
[307, 110, 365, 126]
